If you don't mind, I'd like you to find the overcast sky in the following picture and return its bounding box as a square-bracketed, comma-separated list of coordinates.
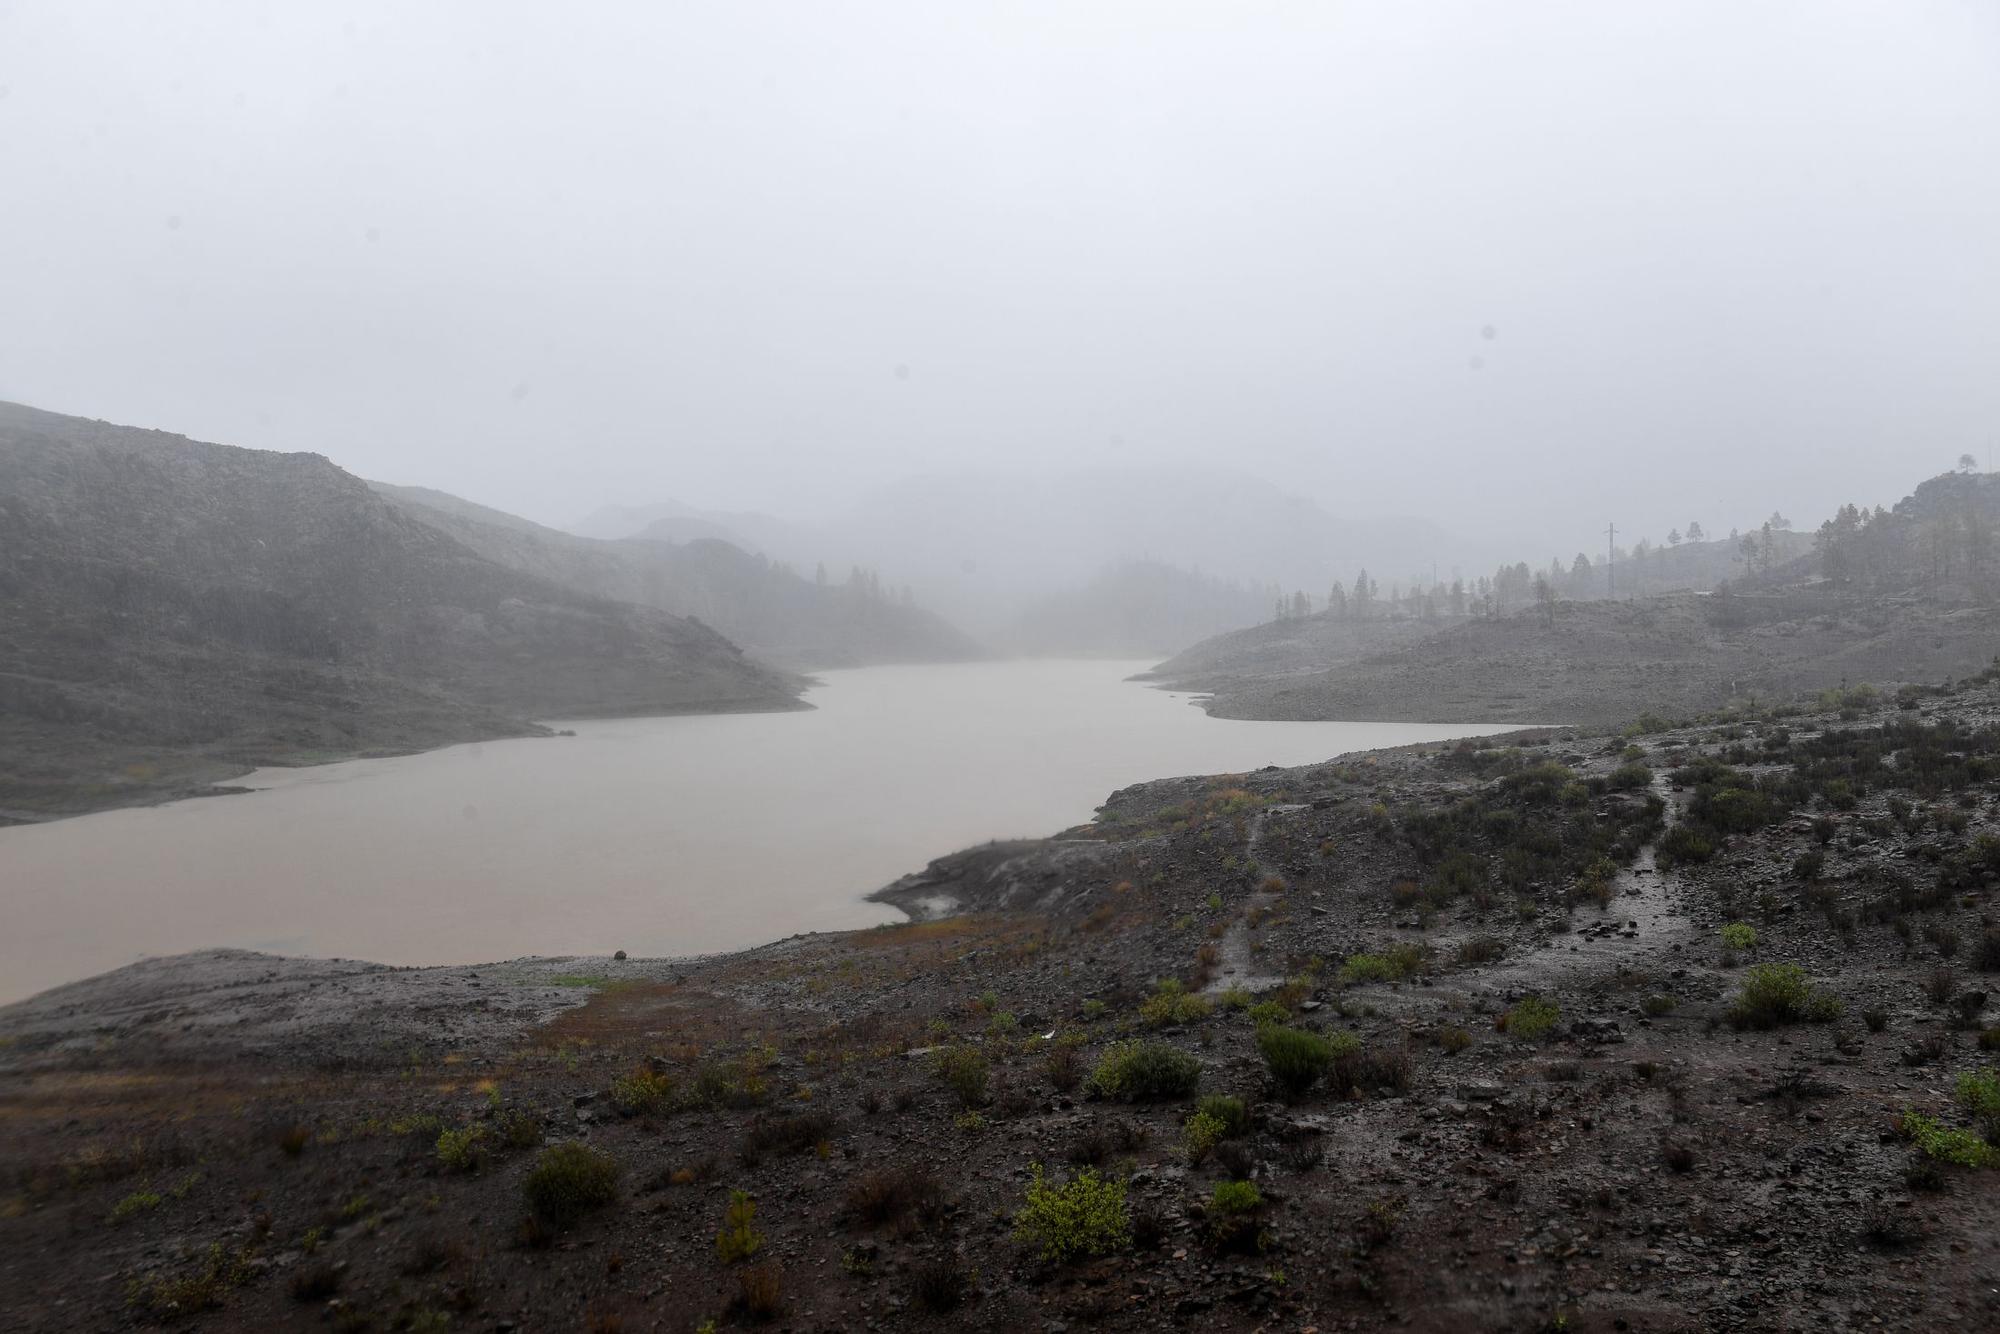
[2, 1, 1996, 552]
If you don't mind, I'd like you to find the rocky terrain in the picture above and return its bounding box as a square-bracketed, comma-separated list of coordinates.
[1154, 468, 2000, 730]
[7, 674, 2000, 1330]
[0, 403, 805, 820]
[1154, 590, 2000, 728]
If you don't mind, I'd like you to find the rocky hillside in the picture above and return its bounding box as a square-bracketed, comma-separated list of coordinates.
[0, 402, 803, 817]
[1157, 592, 2000, 727]
[374, 483, 981, 670]
[9, 678, 2000, 1329]
[1157, 471, 2000, 728]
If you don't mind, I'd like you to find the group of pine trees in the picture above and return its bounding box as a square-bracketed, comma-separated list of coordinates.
[1814, 460, 1996, 595]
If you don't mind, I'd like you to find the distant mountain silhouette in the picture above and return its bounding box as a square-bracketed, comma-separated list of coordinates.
[571, 468, 1471, 646]
[384, 484, 979, 669]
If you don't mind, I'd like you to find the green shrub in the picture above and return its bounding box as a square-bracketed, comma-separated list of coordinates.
[1720, 922, 1758, 952]
[1183, 1110, 1226, 1164]
[1503, 996, 1562, 1041]
[108, 1190, 162, 1223]
[1013, 1165, 1130, 1262]
[716, 1189, 764, 1262]
[1956, 1067, 2000, 1136]
[435, 1125, 488, 1172]
[1089, 1041, 1201, 1102]
[932, 1044, 990, 1108]
[1608, 762, 1652, 791]
[1903, 1111, 2000, 1168]
[1244, 1000, 1289, 1028]
[1139, 979, 1211, 1028]
[496, 1109, 543, 1151]
[1256, 1025, 1352, 1096]
[1727, 964, 1843, 1029]
[1216, 985, 1253, 1010]
[1640, 994, 1677, 1017]
[1656, 826, 1715, 867]
[1210, 1180, 1262, 1215]
[1338, 943, 1429, 986]
[522, 1142, 619, 1227]
[1195, 1094, 1249, 1138]
[610, 1067, 674, 1116]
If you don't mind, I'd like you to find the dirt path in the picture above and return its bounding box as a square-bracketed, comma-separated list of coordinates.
[1363, 774, 1706, 1019]
[1202, 802, 1307, 994]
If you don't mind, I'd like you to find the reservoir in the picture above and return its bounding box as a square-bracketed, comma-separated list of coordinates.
[0, 659, 1515, 1003]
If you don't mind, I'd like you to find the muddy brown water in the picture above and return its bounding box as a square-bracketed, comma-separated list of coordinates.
[0, 660, 1515, 1004]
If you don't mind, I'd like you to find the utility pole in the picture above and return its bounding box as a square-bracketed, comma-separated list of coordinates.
[1605, 522, 1616, 596]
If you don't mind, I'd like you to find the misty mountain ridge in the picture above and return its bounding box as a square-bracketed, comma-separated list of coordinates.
[566, 466, 1476, 641]
[1155, 463, 2000, 726]
[374, 483, 978, 671]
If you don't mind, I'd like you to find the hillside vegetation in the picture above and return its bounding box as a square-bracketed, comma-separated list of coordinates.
[1158, 469, 2000, 727]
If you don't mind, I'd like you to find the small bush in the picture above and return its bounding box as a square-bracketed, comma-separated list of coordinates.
[1210, 1179, 1262, 1214]
[610, 1067, 674, 1116]
[1502, 996, 1562, 1041]
[1902, 1111, 2000, 1168]
[1183, 1110, 1226, 1164]
[1925, 966, 1958, 1005]
[911, 1255, 969, 1312]
[1244, 1000, 1289, 1027]
[1657, 826, 1715, 867]
[1089, 1041, 1201, 1102]
[1139, 979, 1211, 1028]
[522, 1142, 619, 1228]
[1640, 994, 1677, 1017]
[741, 1111, 837, 1163]
[1207, 1179, 1268, 1253]
[1727, 965, 1843, 1029]
[1456, 935, 1506, 966]
[1338, 943, 1429, 986]
[734, 1262, 784, 1321]
[436, 1125, 488, 1173]
[1066, 1117, 1148, 1166]
[932, 1045, 990, 1108]
[1013, 1165, 1130, 1263]
[1955, 1067, 2000, 1135]
[1257, 1025, 1352, 1096]
[1195, 1094, 1249, 1137]
[1720, 923, 1758, 952]
[108, 1190, 162, 1223]
[1043, 1040, 1085, 1093]
[846, 1163, 946, 1226]
[1434, 1024, 1473, 1053]
[716, 1189, 765, 1262]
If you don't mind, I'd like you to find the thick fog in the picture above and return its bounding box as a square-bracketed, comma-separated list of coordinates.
[3, 1, 1996, 574]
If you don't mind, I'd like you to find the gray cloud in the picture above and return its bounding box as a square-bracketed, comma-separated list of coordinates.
[2, 0, 1996, 556]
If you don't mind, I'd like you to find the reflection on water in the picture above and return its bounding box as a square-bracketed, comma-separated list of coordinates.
[0, 660, 1514, 1002]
